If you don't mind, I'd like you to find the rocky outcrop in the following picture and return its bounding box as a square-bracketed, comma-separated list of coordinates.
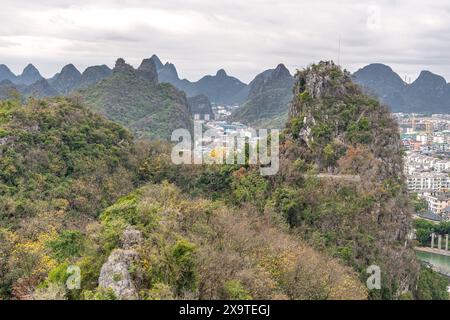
[121, 226, 143, 249]
[98, 226, 142, 300]
[137, 58, 158, 84]
[150, 54, 164, 70]
[282, 61, 420, 297]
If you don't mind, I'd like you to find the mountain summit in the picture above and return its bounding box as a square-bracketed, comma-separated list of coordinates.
[216, 69, 227, 77]
[231, 63, 294, 128]
[77, 65, 112, 90]
[0, 64, 17, 82]
[282, 61, 418, 297]
[17, 64, 44, 85]
[137, 58, 158, 83]
[50, 64, 82, 95]
[150, 54, 164, 70]
[151, 55, 247, 105]
[353, 63, 450, 113]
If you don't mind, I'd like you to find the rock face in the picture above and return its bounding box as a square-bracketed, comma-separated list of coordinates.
[231, 64, 294, 128]
[282, 61, 419, 297]
[98, 227, 142, 300]
[353, 63, 450, 113]
[150, 54, 164, 70]
[157, 62, 179, 84]
[121, 226, 143, 249]
[137, 58, 158, 84]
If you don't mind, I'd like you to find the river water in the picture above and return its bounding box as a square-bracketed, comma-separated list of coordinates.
[415, 250, 450, 274]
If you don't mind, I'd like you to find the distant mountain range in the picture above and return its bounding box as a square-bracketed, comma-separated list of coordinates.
[150, 56, 450, 120]
[150, 55, 248, 106]
[0, 63, 112, 99]
[0, 56, 294, 129]
[150, 55, 294, 128]
[353, 63, 450, 114]
[1, 58, 449, 133]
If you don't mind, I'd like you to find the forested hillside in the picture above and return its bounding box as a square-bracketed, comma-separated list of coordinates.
[0, 96, 368, 300]
[80, 58, 192, 140]
[0, 97, 146, 298]
[0, 61, 445, 301]
[280, 61, 419, 298]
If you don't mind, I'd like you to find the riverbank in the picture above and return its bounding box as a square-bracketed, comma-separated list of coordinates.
[415, 247, 450, 257]
[416, 248, 450, 277]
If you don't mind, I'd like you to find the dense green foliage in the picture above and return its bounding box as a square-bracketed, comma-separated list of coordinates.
[0, 61, 445, 301]
[109, 62, 444, 300]
[278, 61, 423, 299]
[415, 268, 449, 300]
[0, 97, 146, 298]
[411, 193, 428, 213]
[413, 219, 450, 246]
[0, 97, 141, 224]
[51, 183, 367, 300]
[0, 95, 368, 300]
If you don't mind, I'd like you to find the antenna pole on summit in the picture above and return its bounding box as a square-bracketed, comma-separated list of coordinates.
[338, 37, 341, 66]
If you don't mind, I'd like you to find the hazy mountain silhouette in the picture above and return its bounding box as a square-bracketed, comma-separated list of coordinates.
[354, 63, 450, 113]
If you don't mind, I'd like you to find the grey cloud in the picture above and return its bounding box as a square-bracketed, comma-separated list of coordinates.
[1, 0, 450, 82]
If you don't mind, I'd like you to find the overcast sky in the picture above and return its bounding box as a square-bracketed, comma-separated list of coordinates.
[1, 0, 450, 83]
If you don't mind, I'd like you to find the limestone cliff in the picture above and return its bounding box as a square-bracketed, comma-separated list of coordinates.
[98, 227, 142, 300]
[279, 61, 419, 299]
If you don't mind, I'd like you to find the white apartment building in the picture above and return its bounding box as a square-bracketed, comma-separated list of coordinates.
[407, 172, 450, 191]
[194, 113, 212, 121]
[404, 152, 450, 174]
[422, 192, 450, 215]
[435, 160, 450, 172]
